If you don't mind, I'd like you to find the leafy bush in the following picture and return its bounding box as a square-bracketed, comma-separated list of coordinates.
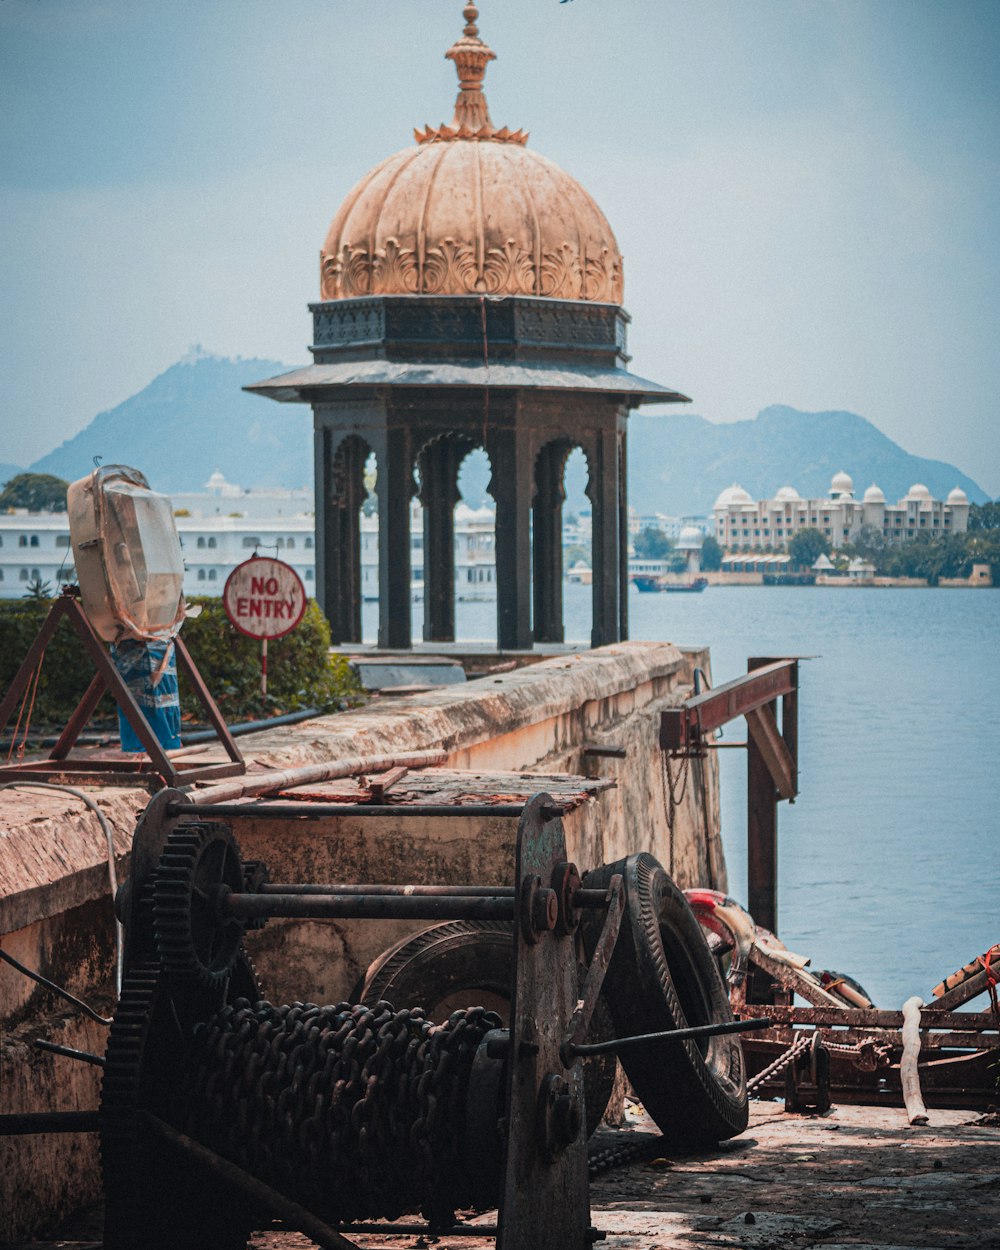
[178, 597, 362, 721]
[0, 595, 361, 731]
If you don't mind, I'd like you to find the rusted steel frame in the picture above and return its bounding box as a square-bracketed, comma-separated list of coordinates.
[334, 1224, 498, 1238]
[562, 876, 625, 1064]
[760, 1003, 999, 1031]
[172, 801, 540, 820]
[930, 966, 995, 1012]
[263, 882, 517, 897]
[49, 672, 106, 759]
[0, 593, 70, 736]
[748, 947, 850, 1008]
[745, 704, 796, 800]
[224, 891, 517, 922]
[0, 1111, 100, 1136]
[749, 1025, 992, 1049]
[571, 1016, 772, 1057]
[141, 1112, 359, 1250]
[746, 658, 798, 941]
[658, 658, 797, 752]
[172, 634, 243, 765]
[182, 750, 448, 805]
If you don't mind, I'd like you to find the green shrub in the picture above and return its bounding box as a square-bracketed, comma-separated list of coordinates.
[0, 595, 362, 731]
[178, 597, 362, 722]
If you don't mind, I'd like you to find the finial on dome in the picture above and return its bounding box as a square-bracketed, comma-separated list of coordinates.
[415, 3, 527, 145]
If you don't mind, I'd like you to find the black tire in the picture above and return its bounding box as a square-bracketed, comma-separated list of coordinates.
[582, 854, 748, 1148]
[358, 920, 617, 1138]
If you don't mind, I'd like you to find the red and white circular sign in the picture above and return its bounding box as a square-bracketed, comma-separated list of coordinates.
[223, 557, 307, 641]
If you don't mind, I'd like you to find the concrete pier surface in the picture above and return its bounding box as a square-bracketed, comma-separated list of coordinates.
[11, 1104, 998, 1250]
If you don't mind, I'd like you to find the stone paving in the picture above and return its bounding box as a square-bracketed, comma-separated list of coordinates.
[10, 1102, 997, 1250]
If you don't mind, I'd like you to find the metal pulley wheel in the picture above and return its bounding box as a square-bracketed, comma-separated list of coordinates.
[358, 918, 618, 1137]
[581, 853, 749, 1147]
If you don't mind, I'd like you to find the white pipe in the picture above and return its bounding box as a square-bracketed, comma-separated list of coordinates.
[900, 995, 929, 1125]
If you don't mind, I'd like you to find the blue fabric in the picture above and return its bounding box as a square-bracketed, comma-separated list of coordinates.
[110, 639, 181, 753]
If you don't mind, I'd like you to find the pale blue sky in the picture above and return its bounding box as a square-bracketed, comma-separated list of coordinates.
[1, 0, 998, 493]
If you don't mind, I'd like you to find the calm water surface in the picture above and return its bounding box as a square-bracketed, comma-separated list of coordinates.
[365, 586, 999, 1007]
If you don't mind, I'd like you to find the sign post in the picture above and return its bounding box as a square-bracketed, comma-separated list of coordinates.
[222, 557, 307, 698]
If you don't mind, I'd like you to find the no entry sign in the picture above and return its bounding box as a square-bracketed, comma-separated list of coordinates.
[223, 557, 307, 641]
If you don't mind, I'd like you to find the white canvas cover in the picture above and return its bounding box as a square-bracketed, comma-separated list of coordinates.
[68, 465, 186, 642]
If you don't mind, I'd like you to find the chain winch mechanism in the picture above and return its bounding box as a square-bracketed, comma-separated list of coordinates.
[102, 788, 768, 1250]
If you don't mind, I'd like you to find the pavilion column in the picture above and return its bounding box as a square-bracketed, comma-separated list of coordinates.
[375, 426, 413, 649]
[617, 427, 629, 642]
[532, 442, 566, 644]
[420, 440, 463, 643]
[315, 428, 366, 645]
[589, 427, 623, 648]
[489, 425, 533, 651]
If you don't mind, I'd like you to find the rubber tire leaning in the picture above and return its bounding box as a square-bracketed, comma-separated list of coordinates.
[357, 919, 617, 1138]
[581, 853, 748, 1148]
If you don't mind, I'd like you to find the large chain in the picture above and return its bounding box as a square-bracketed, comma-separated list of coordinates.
[181, 996, 502, 1229]
[746, 1032, 811, 1093]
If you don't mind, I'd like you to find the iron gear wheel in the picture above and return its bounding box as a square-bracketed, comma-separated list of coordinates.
[101, 953, 262, 1250]
[154, 823, 247, 986]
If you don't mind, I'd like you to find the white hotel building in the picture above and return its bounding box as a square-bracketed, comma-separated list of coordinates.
[713, 472, 970, 553]
[0, 474, 498, 602]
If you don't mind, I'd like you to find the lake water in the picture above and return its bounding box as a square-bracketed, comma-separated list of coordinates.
[363, 585, 999, 1009]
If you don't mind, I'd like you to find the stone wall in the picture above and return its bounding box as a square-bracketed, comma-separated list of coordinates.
[0, 640, 722, 1239]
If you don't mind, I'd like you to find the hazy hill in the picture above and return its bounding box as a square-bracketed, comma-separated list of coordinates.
[29, 354, 310, 491]
[25, 356, 987, 512]
[626, 405, 988, 515]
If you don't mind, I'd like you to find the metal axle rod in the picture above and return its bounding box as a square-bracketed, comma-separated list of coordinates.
[169, 801, 565, 821]
[571, 1016, 773, 1057]
[224, 891, 518, 923]
[32, 1039, 105, 1067]
[141, 1112, 359, 1250]
[263, 882, 516, 898]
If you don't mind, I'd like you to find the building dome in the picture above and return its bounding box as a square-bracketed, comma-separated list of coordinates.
[947, 487, 969, 505]
[676, 525, 705, 550]
[319, 7, 623, 304]
[863, 483, 885, 503]
[713, 484, 754, 509]
[830, 470, 854, 497]
[774, 486, 801, 502]
[906, 483, 932, 501]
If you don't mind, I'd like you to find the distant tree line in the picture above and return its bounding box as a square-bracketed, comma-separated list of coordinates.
[750, 505, 1000, 584]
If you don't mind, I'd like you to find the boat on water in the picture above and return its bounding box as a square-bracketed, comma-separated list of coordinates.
[634, 576, 708, 593]
[665, 577, 709, 593]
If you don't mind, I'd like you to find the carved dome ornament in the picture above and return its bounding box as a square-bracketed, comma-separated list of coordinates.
[319, 3, 624, 305]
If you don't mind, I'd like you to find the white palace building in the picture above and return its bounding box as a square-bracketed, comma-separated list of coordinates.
[713, 472, 970, 553]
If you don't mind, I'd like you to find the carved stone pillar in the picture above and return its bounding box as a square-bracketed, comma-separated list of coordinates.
[589, 427, 622, 648]
[488, 425, 533, 651]
[618, 428, 629, 642]
[375, 425, 413, 650]
[420, 439, 466, 643]
[533, 442, 568, 644]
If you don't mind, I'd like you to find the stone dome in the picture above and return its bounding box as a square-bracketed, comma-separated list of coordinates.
[774, 486, 801, 502]
[863, 483, 885, 503]
[906, 483, 932, 501]
[947, 487, 969, 505]
[319, 6, 623, 305]
[713, 484, 754, 509]
[676, 525, 705, 550]
[830, 470, 854, 497]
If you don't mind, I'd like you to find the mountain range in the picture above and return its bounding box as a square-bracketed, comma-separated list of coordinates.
[12, 354, 989, 513]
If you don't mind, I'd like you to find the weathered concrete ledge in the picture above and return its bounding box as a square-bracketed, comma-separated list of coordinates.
[1, 640, 723, 1241]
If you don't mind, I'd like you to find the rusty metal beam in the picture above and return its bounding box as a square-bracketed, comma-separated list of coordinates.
[659, 659, 797, 751]
[759, 1003, 999, 1032]
[745, 704, 796, 800]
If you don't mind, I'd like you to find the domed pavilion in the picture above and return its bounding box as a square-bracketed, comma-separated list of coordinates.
[249, 4, 688, 649]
